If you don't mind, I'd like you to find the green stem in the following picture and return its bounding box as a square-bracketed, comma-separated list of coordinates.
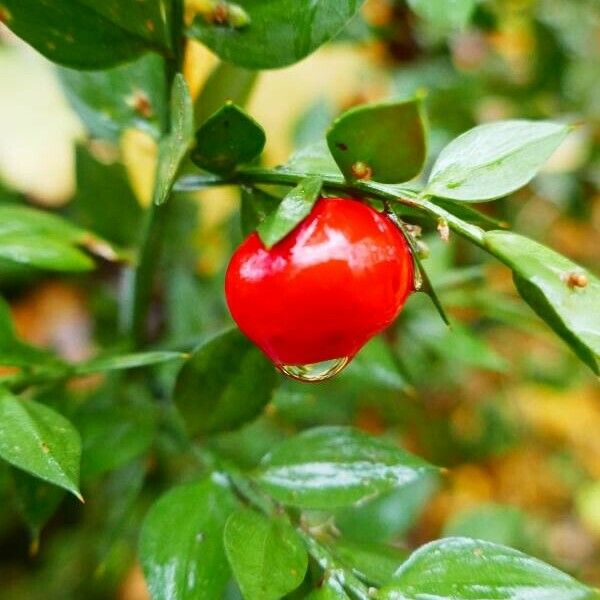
[296, 529, 373, 600]
[126, 0, 185, 346]
[176, 167, 486, 247]
[0, 368, 70, 394]
[129, 201, 169, 345]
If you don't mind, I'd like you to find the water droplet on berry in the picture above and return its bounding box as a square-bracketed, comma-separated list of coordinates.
[278, 357, 350, 382]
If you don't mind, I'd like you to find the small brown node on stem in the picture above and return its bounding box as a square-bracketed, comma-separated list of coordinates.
[211, 2, 230, 24]
[563, 271, 588, 289]
[0, 6, 11, 24]
[437, 217, 450, 242]
[416, 239, 430, 259]
[405, 223, 422, 238]
[126, 90, 154, 119]
[351, 161, 373, 181]
[145, 19, 156, 32]
[200, 1, 250, 28]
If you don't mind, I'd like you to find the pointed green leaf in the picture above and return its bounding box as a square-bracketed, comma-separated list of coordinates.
[140, 477, 238, 600]
[427, 120, 571, 201]
[224, 509, 308, 600]
[73, 351, 185, 375]
[379, 537, 599, 600]
[0, 204, 85, 242]
[0, 0, 171, 69]
[192, 103, 265, 175]
[240, 186, 279, 237]
[0, 204, 120, 262]
[187, 0, 365, 69]
[257, 426, 437, 509]
[154, 74, 194, 205]
[257, 176, 322, 248]
[174, 329, 277, 435]
[0, 388, 81, 498]
[285, 140, 343, 178]
[485, 230, 600, 374]
[0, 233, 94, 272]
[327, 99, 427, 184]
[59, 53, 168, 142]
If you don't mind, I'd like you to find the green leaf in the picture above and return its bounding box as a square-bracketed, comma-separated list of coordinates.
[408, 0, 476, 33]
[76, 382, 157, 478]
[0, 204, 85, 242]
[336, 475, 438, 543]
[192, 102, 265, 175]
[154, 74, 194, 205]
[379, 537, 599, 600]
[443, 504, 528, 549]
[70, 145, 143, 246]
[257, 426, 437, 509]
[59, 53, 168, 142]
[174, 329, 277, 435]
[11, 468, 65, 543]
[187, 0, 365, 69]
[0, 0, 171, 69]
[140, 477, 238, 600]
[73, 351, 185, 375]
[0, 233, 94, 272]
[327, 99, 427, 184]
[427, 120, 571, 201]
[240, 186, 279, 237]
[0, 203, 120, 262]
[195, 61, 258, 126]
[285, 140, 342, 178]
[0, 387, 81, 499]
[257, 176, 322, 248]
[484, 230, 600, 374]
[224, 509, 308, 600]
[330, 539, 407, 587]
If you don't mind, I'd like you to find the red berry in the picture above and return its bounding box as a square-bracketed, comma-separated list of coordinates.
[225, 197, 414, 369]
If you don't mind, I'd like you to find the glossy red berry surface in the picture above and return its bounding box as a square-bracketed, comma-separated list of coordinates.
[225, 197, 414, 368]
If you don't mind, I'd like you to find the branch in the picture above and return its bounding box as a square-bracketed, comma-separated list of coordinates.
[175, 167, 486, 247]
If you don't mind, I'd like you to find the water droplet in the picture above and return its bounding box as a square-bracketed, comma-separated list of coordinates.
[279, 357, 350, 383]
